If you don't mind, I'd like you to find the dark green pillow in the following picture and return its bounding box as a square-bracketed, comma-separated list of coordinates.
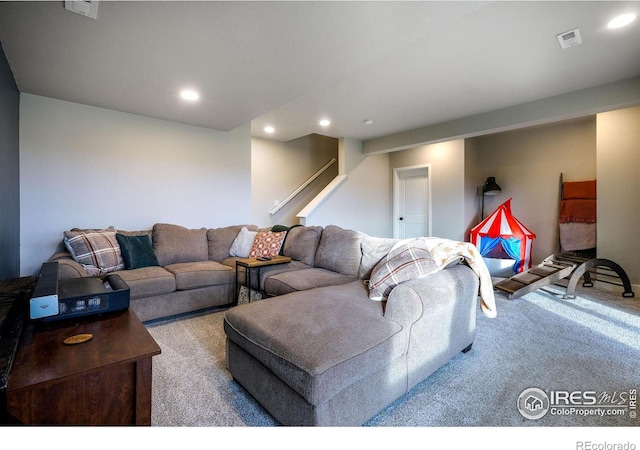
[116, 233, 160, 270]
[271, 224, 290, 233]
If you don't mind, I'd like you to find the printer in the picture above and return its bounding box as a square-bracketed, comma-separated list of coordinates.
[30, 262, 130, 322]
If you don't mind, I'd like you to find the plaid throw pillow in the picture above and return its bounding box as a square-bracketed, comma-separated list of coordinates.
[64, 227, 125, 276]
[367, 238, 438, 301]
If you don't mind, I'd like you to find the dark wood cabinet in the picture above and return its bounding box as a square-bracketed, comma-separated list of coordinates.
[7, 309, 160, 425]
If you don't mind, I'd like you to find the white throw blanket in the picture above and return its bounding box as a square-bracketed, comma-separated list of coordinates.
[420, 237, 497, 318]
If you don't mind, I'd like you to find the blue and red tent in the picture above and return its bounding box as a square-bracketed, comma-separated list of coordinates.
[470, 198, 536, 273]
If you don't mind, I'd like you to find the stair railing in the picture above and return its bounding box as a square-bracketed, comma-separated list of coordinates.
[269, 158, 337, 215]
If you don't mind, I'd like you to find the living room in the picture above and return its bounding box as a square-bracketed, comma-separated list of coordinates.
[1, 2, 639, 287]
[10, 80, 640, 291]
[1, 1, 639, 445]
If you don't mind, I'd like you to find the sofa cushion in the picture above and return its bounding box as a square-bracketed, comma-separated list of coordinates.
[116, 233, 160, 270]
[314, 225, 365, 277]
[207, 225, 259, 261]
[152, 223, 208, 266]
[111, 266, 176, 299]
[281, 226, 323, 266]
[255, 259, 309, 287]
[63, 227, 125, 276]
[164, 261, 234, 290]
[358, 236, 399, 279]
[249, 230, 287, 258]
[263, 267, 355, 297]
[229, 227, 258, 258]
[367, 239, 438, 301]
[224, 281, 406, 406]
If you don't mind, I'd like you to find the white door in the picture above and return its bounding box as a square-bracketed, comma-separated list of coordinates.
[394, 166, 430, 239]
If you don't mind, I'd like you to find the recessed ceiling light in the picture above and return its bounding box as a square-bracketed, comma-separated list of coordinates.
[608, 13, 637, 29]
[363, 118, 374, 125]
[319, 119, 331, 127]
[264, 126, 275, 134]
[180, 89, 200, 101]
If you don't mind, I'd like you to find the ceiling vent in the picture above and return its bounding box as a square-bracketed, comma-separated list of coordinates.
[556, 28, 582, 49]
[65, 1, 98, 20]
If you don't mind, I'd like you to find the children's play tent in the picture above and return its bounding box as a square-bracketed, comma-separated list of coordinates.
[470, 198, 536, 273]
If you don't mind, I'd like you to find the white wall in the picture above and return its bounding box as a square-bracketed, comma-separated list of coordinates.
[20, 94, 252, 276]
[597, 106, 640, 285]
[304, 138, 392, 238]
[389, 140, 466, 240]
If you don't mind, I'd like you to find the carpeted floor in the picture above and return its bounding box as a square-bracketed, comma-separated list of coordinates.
[146, 282, 640, 427]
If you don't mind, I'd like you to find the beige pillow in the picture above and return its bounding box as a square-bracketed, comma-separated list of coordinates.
[359, 236, 399, 279]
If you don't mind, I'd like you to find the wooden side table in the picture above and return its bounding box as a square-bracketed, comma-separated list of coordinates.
[7, 309, 161, 425]
[235, 256, 292, 304]
[0, 276, 35, 423]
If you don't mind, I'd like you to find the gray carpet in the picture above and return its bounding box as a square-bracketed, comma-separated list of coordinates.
[146, 283, 640, 427]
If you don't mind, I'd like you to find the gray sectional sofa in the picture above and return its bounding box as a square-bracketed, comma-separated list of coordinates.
[50, 221, 488, 426]
[51, 223, 260, 322]
[50, 223, 373, 322]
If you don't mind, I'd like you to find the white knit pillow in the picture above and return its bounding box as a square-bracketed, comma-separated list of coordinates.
[229, 227, 258, 257]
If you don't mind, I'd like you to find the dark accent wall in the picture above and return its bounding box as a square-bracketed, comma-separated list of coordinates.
[0, 42, 20, 279]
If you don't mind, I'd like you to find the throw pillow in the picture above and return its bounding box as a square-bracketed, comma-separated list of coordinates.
[270, 224, 302, 255]
[229, 227, 258, 258]
[248, 231, 287, 258]
[270, 224, 290, 233]
[367, 238, 438, 301]
[63, 227, 125, 276]
[207, 225, 259, 261]
[358, 236, 399, 279]
[116, 233, 160, 270]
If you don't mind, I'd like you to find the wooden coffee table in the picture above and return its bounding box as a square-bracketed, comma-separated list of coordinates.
[7, 309, 161, 425]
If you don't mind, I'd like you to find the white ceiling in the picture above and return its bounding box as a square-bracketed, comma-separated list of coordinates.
[1, 1, 639, 143]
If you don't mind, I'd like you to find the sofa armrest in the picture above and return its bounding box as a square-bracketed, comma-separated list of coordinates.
[48, 252, 87, 279]
[385, 264, 479, 389]
[384, 265, 479, 328]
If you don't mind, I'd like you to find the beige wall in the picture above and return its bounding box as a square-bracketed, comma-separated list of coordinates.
[20, 94, 252, 276]
[251, 134, 338, 227]
[18, 94, 638, 285]
[389, 140, 466, 240]
[384, 113, 639, 287]
[303, 138, 392, 238]
[466, 118, 596, 265]
[597, 106, 640, 285]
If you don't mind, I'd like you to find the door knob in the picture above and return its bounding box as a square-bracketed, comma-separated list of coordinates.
[399, 217, 404, 220]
